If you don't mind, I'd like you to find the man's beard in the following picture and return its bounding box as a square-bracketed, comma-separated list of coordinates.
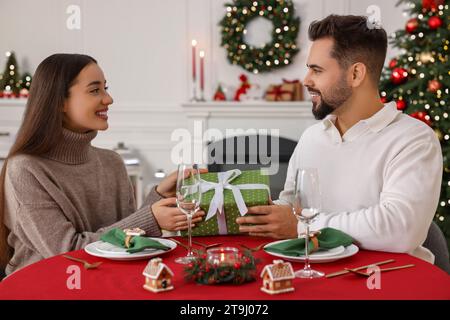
[310, 81, 353, 120]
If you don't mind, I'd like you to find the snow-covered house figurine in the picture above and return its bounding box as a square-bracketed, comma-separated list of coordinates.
[143, 258, 174, 293]
[260, 259, 295, 294]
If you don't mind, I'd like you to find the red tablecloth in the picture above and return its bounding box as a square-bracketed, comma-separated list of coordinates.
[0, 236, 449, 300]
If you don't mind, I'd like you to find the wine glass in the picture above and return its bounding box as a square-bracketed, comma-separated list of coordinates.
[291, 168, 324, 278]
[174, 163, 202, 264]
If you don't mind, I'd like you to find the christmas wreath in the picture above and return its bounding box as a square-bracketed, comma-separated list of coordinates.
[184, 249, 259, 285]
[219, 0, 300, 74]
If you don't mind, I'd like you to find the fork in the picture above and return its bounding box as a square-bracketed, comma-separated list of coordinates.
[239, 243, 266, 252]
[168, 238, 188, 250]
[344, 264, 415, 277]
[192, 240, 223, 249]
[63, 255, 102, 270]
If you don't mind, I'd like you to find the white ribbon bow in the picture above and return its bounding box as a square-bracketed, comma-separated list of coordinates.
[199, 169, 271, 221]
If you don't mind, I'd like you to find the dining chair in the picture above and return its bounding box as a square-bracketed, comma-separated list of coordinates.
[423, 221, 450, 274]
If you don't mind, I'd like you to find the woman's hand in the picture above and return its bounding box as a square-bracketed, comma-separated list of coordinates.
[156, 168, 208, 198]
[151, 198, 205, 231]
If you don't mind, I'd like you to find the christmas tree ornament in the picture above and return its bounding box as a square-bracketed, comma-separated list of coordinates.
[405, 18, 419, 33]
[213, 84, 227, 101]
[419, 52, 434, 63]
[428, 16, 443, 30]
[389, 58, 398, 69]
[391, 67, 408, 85]
[427, 79, 442, 92]
[435, 129, 443, 141]
[410, 111, 432, 126]
[422, 0, 444, 12]
[396, 99, 407, 110]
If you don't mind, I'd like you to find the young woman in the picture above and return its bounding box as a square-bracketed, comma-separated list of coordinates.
[0, 54, 204, 276]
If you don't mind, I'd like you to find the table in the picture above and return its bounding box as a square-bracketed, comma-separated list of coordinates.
[0, 236, 449, 300]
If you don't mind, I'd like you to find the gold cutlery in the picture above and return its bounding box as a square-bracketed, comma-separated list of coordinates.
[239, 243, 267, 252]
[169, 238, 188, 250]
[344, 264, 415, 277]
[326, 259, 395, 278]
[63, 255, 102, 270]
[192, 240, 223, 249]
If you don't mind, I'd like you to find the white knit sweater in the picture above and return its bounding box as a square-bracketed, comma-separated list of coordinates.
[277, 102, 443, 263]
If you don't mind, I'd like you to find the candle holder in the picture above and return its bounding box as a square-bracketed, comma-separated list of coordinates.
[198, 87, 206, 102]
[190, 80, 200, 102]
[184, 247, 258, 285]
[206, 247, 239, 266]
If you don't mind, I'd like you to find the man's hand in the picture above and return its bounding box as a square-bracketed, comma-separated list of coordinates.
[236, 204, 298, 239]
[156, 168, 208, 198]
[151, 198, 205, 231]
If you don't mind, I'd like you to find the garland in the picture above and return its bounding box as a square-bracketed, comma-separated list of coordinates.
[184, 249, 259, 285]
[219, 0, 300, 74]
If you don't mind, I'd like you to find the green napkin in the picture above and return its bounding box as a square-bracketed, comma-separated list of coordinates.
[264, 228, 353, 256]
[100, 228, 170, 254]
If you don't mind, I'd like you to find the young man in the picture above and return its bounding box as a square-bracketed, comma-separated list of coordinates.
[236, 15, 442, 263]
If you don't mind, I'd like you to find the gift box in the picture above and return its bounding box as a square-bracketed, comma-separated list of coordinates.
[265, 84, 294, 101]
[265, 79, 304, 101]
[181, 169, 270, 236]
[282, 79, 304, 101]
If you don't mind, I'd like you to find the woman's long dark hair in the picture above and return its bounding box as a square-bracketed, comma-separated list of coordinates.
[0, 54, 97, 270]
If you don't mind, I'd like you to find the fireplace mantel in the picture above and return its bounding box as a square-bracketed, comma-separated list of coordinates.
[181, 101, 317, 143]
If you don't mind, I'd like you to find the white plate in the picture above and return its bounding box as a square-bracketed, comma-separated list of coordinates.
[84, 238, 177, 261]
[263, 241, 359, 263]
[95, 242, 159, 255]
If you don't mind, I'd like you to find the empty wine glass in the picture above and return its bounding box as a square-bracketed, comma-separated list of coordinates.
[174, 163, 202, 264]
[292, 168, 324, 278]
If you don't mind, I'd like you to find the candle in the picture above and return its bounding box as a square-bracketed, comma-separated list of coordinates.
[207, 247, 238, 266]
[191, 40, 197, 81]
[199, 50, 205, 91]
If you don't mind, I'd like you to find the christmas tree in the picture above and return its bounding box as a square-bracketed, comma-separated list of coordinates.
[379, 0, 449, 248]
[0, 51, 21, 95]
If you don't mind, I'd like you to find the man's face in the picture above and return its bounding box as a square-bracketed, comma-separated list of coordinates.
[303, 38, 353, 120]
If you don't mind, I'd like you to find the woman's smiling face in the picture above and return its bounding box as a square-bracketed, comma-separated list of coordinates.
[63, 63, 113, 133]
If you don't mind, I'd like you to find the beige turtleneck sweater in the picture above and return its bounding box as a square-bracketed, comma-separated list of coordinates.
[3, 128, 163, 275]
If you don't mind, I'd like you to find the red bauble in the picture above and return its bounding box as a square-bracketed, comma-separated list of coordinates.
[428, 16, 442, 30]
[380, 96, 388, 104]
[391, 68, 408, 85]
[389, 59, 398, 69]
[410, 111, 432, 126]
[422, 0, 444, 11]
[396, 99, 407, 111]
[406, 18, 419, 33]
[427, 79, 442, 92]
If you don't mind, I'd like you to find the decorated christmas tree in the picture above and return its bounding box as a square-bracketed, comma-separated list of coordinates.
[0, 51, 21, 96]
[379, 0, 449, 247]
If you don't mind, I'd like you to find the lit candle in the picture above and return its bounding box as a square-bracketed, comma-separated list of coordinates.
[199, 50, 205, 91]
[191, 40, 197, 81]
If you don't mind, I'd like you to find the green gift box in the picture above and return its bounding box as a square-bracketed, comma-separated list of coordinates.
[181, 169, 270, 236]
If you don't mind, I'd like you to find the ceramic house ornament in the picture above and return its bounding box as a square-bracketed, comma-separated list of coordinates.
[260, 259, 295, 294]
[143, 258, 174, 293]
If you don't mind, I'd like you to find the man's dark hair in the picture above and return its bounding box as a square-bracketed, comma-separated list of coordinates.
[308, 14, 387, 84]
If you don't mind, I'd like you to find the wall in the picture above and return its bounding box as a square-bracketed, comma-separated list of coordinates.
[0, 0, 409, 188]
